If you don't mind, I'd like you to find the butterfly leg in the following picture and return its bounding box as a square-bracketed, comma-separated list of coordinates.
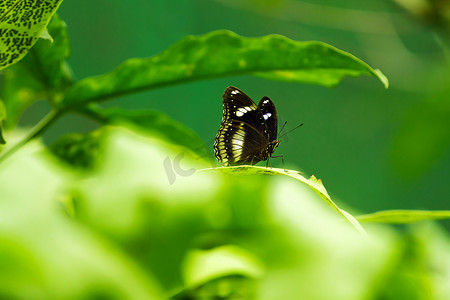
[269, 155, 286, 172]
[266, 157, 271, 168]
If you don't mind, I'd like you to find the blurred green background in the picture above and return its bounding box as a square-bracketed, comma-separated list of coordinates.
[25, 0, 449, 214]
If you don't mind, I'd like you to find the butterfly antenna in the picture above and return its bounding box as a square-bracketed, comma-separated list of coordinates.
[278, 121, 288, 136]
[279, 123, 303, 138]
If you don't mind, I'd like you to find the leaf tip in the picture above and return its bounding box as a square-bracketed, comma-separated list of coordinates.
[374, 69, 389, 88]
[39, 27, 54, 42]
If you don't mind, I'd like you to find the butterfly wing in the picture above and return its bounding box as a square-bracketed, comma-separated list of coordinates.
[214, 120, 270, 165]
[214, 86, 270, 165]
[257, 96, 278, 142]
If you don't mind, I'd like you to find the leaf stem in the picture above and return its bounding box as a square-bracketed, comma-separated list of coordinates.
[0, 109, 60, 163]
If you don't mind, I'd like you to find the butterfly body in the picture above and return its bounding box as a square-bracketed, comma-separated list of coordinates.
[214, 86, 280, 166]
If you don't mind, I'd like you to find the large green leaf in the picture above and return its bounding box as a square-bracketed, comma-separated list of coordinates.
[61, 30, 388, 108]
[0, 14, 72, 128]
[357, 210, 450, 224]
[200, 165, 366, 234]
[0, 0, 64, 70]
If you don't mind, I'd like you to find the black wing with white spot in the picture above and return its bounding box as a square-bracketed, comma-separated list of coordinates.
[214, 86, 278, 166]
[257, 96, 278, 142]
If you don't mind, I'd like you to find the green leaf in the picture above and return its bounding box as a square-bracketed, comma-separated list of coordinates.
[83, 105, 209, 155]
[44, 126, 412, 299]
[39, 27, 53, 42]
[357, 210, 450, 224]
[200, 165, 366, 234]
[0, 0, 64, 70]
[374, 222, 450, 299]
[1, 13, 72, 128]
[182, 245, 263, 289]
[61, 30, 388, 108]
[0, 146, 163, 299]
[172, 275, 256, 300]
[31, 14, 73, 97]
[48, 129, 106, 170]
[70, 127, 218, 290]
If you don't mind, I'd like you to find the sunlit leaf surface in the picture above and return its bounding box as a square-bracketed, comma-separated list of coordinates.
[201, 165, 366, 234]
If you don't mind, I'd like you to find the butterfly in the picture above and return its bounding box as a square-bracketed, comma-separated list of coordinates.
[214, 86, 281, 166]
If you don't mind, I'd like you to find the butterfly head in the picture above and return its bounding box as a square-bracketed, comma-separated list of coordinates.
[271, 139, 280, 150]
[258, 139, 280, 160]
